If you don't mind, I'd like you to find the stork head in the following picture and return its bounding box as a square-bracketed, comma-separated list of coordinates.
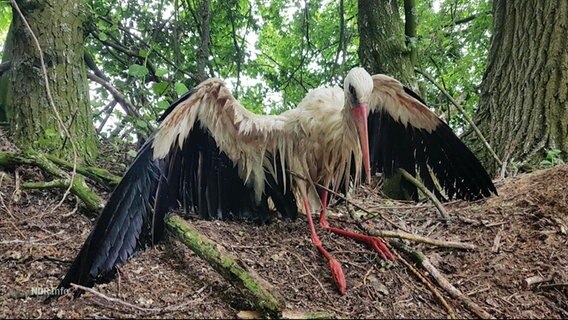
[344, 67, 373, 184]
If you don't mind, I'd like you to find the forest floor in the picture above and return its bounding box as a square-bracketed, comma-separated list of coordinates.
[1, 134, 567, 318]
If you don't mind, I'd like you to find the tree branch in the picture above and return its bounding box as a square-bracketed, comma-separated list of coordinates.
[390, 241, 494, 319]
[84, 52, 108, 82]
[404, 0, 417, 65]
[367, 229, 477, 250]
[415, 69, 503, 167]
[399, 168, 450, 220]
[88, 73, 139, 117]
[95, 15, 199, 82]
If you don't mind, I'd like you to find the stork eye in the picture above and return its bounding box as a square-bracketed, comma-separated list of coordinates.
[348, 84, 359, 104]
[349, 84, 357, 97]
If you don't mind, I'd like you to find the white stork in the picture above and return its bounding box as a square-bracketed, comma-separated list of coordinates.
[55, 67, 496, 296]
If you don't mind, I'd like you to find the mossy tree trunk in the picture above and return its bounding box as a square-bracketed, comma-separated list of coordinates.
[357, 0, 417, 199]
[471, 0, 568, 175]
[4, 0, 97, 164]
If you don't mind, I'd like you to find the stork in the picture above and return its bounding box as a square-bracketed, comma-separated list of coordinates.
[54, 67, 496, 296]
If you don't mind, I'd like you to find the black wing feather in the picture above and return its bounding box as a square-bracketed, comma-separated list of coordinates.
[53, 90, 298, 299]
[53, 139, 166, 295]
[368, 106, 497, 201]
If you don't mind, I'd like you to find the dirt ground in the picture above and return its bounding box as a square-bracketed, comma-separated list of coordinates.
[1, 136, 567, 318]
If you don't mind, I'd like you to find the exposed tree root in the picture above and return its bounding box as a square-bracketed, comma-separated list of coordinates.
[0, 151, 103, 211]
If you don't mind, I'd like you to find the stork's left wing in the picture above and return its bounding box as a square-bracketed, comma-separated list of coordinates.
[367, 74, 497, 201]
[51, 79, 298, 299]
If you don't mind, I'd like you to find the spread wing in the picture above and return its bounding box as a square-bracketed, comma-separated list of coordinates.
[367, 74, 497, 201]
[54, 79, 297, 296]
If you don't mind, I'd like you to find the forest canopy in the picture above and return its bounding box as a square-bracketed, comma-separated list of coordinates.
[0, 0, 492, 141]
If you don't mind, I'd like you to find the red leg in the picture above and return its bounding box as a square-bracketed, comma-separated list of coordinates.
[318, 189, 330, 228]
[303, 197, 346, 295]
[324, 226, 396, 261]
[318, 188, 396, 262]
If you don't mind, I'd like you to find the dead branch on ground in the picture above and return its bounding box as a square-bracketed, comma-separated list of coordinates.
[368, 229, 477, 250]
[389, 241, 494, 319]
[70, 283, 205, 314]
[165, 214, 283, 318]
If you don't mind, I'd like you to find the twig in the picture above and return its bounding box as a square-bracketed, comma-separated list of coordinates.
[10, 0, 79, 214]
[390, 245, 456, 319]
[87, 73, 143, 122]
[399, 168, 449, 220]
[0, 230, 65, 245]
[416, 69, 502, 167]
[70, 283, 202, 314]
[391, 241, 494, 319]
[524, 276, 552, 289]
[538, 283, 568, 290]
[287, 250, 332, 303]
[367, 229, 477, 250]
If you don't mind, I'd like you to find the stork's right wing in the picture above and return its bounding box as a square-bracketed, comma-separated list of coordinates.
[367, 74, 497, 201]
[53, 79, 297, 297]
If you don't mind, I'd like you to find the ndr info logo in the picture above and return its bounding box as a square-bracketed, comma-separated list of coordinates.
[31, 287, 70, 296]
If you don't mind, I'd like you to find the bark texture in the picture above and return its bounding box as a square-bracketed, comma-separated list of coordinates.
[473, 0, 568, 174]
[358, 0, 416, 86]
[5, 0, 97, 163]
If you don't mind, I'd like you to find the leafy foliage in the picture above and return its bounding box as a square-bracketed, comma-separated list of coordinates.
[413, 0, 493, 130]
[539, 149, 565, 169]
[0, 0, 493, 145]
[0, 2, 11, 61]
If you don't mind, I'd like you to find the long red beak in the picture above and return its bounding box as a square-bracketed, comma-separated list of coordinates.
[351, 104, 371, 184]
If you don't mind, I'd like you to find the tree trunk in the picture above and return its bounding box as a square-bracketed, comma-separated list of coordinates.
[472, 0, 568, 175]
[358, 0, 416, 87]
[196, 0, 211, 81]
[358, 0, 417, 199]
[4, 0, 97, 163]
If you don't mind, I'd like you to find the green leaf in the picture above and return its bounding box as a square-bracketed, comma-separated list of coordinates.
[152, 82, 169, 96]
[127, 149, 138, 158]
[138, 49, 149, 58]
[175, 82, 189, 96]
[135, 119, 148, 129]
[155, 68, 169, 77]
[96, 21, 107, 31]
[98, 32, 108, 41]
[157, 100, 170, 111]
[128, 64, 149, 77]
[45, 128, 58, 137]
